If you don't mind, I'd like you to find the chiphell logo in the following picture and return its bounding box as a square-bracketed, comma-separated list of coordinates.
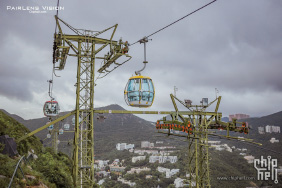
[254, 156, 278, 184]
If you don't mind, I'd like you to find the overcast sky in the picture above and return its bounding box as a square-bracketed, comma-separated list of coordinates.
[0, 0, 281, 121]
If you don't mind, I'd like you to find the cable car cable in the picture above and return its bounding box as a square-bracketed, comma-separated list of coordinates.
[52, 0, 62, 77]
[130, 0, 217, 46]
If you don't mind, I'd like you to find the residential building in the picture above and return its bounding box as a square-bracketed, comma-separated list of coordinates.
[156, 141, 163, 144]
[266, 125, 272, 133]
[229, 114, 250, 121]
[127, 167, 151, 174]
[116, 143, 126, 150]
[270, 138, 279, 143]
[157, 167, 179, 178]
[159, 150, 175, 156]
[95, 160, 109, 169]
[265, 125, 281, 133]
[134, 149, 158, 155]
[168, 169, 180, 178]
[210, 144, 232, 152]
[150, 156, 178, 163]
[117, 177, 136, 187]
[258, 126, 265, 134]
[174, 178, 190, 188]
[98, 179, 105, 186]
[109, 165, 125, 173]
[244, 155, 255, 164]
[141, 141, 154, 148]
[207, 141, 221, 145]
[154, 146, 176, 150]
[132, 156, 146, 163]
[116, 143, 135, 150]
[112, 159, 120, 165]
[272, 126, 281, 133]
[146, 175, 152, 179]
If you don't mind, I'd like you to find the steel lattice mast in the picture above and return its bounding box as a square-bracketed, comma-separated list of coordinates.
[51, 16, 131, 187]
[156, 94, 252, 188]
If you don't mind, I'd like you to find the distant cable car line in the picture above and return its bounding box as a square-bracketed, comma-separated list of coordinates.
[130, 0, 217, 46]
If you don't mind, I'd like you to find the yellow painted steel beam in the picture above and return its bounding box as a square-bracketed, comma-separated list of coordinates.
[93, 109, 222, 116]
[58, 35, 118, 44]
[17, 111, 75, 142]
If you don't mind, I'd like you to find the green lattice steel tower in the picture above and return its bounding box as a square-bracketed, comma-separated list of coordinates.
[52, 16, 130, 187]
[156, 94, 251, 188]
[186, 111, 212, 187]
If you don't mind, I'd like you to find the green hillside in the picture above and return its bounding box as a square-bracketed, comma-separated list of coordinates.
[0, 110, 74, 188]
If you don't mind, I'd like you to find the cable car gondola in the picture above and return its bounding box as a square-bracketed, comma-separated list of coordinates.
[64, 124, 70, 131]
[124, 75, 154, 107]
[43, 100, 60, 117]
[124, 37, 155, 108]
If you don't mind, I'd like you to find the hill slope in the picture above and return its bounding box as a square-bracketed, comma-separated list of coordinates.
[2, 105, 158, 157]
[0, 110, 75, 188]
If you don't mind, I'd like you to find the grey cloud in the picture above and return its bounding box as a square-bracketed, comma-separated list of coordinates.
[1, 0, 282, 119]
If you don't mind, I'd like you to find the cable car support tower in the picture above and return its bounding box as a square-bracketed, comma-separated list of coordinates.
[155, 94, 257, 188]
[51, 16, 131, 187]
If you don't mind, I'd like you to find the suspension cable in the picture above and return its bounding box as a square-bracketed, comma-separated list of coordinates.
[130, 0, 217, 46]
[50, 0, 61, 99]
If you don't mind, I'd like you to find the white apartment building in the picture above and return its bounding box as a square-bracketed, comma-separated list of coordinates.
[95, 160, 109, 169]
[211, 144, 232, 152]
[174, 178, 190, 188]
[258, 126, 265, 134]
[156, 141, 164, 144]
[270, 138, 279, 143]
[266, 125, 272, 133]
[132, 156, 146, 163]
[154, 146, 176, 150]
[244, 155, 255, 164]
[207, 141, 221, 145]
[141, 141, 154, 148]
[134, 149, 158, 155]
[116, 143, 135, 150]
[127, 167, 151, 174]
[117, 177, 136, 187]
[272, 126, 281, 133]
[266, 125, 281, 133]
[157, 167, 179, 178]
[159, 150, 175, 156]
[149, 156, 177, 163]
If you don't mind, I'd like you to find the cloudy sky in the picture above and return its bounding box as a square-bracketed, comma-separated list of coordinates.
[0, 0, 281, 121]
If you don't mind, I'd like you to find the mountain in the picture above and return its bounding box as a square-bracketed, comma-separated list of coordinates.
[0, 109, 25, 124]
[221, 116, 229, 122]
[247, 111, 282, 127]
[1, 105, 159, 158]
[214, 111, 282, 167]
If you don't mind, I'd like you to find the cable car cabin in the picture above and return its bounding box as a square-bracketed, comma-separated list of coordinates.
[43, 101, 60, 117]
[124, 75, 155, 107]
[64, 124, 70, 131]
